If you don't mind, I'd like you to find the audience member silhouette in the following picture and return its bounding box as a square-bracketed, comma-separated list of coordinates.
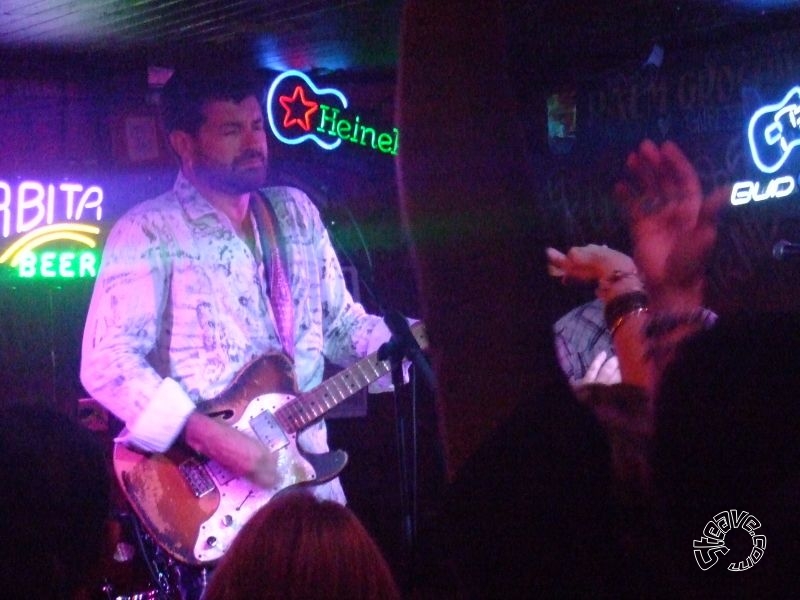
[0, 402, 111, 599]
[396, 2, 621, 596]
[650, 311, 800, 596]
[202, 490, 401, 600]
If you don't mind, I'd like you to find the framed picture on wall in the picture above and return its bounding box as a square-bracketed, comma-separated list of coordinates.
[109, 109, 170, 167]
[124, 115, 160, 162]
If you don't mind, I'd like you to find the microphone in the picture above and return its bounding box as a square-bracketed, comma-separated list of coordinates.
[772, 239, 800, 260]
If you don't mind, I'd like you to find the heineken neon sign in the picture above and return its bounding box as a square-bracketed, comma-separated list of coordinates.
[266, 70, 399, 155]
[0, 179, 103, 279]
[732, 86, 800, 205]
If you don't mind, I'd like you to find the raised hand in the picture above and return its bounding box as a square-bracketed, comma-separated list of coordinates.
[613, 139, 729, 310]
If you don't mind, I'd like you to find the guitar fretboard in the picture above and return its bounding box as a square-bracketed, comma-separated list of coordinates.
[274, 322, 427, 433]
[274, 353, 390, 433]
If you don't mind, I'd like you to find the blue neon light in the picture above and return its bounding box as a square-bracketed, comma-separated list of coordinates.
[747, 86, 800, 174]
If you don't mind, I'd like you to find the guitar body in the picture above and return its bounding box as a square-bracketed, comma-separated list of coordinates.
[113, 321, 428, 566]
[113, 353, 347, 566]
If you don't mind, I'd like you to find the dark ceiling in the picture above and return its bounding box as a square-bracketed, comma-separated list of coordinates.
[1, 1, 800, 81]
[0, 0, 402, 78]
[506, 0, 800, 84]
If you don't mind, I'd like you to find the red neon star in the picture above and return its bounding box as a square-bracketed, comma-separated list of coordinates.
[279, 85, 319, 132]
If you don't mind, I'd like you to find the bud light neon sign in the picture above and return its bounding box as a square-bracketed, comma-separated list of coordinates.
[266, 70, 400, 155]
[747, 86, 800, 174]
[733, 86, 800, 205]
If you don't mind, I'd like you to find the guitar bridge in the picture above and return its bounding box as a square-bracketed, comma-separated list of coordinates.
[179, 457, 216, 498]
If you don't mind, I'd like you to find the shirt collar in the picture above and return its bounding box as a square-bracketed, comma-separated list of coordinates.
[173, 170, 222, 222]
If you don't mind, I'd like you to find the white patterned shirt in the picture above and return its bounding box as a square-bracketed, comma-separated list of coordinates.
[81, 172, 391, 503]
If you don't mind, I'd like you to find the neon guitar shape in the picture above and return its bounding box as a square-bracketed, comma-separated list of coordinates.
[265, 69, 348, 150]
[747, 86, 800, 174]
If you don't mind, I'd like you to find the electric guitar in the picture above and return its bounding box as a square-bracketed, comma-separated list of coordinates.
[113, 322, 428, 566]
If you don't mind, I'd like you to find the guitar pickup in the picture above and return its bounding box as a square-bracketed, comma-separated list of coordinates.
[179, 457, 216, 498]
[249, 409, 289, 453]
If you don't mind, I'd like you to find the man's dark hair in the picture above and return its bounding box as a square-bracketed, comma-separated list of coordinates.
[160, 65, 267, 135]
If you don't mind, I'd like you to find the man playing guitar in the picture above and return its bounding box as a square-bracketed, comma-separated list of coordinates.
[81, 65, 406, 567]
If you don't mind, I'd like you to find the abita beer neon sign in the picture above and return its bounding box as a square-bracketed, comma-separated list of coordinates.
[0, 179, 103, 279]
[266, 70, 400, 155]
[733, 86, 800, 205]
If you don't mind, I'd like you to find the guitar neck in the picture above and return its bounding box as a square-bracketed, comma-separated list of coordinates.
[275, 321, 427, 433]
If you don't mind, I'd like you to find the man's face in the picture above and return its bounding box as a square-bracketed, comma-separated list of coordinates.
[187, 95, 268, 195]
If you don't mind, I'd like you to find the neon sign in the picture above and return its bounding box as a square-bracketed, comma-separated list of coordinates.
[733, 86, 800, 205]
[747, 86, 800, 174]
[266, 70, 400, 155]
[730, 175, 796, 206]
[0, 179, 103, 279]
[16, 248, 99, 279]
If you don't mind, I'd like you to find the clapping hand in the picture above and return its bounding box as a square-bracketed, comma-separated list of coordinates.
[572, 350, 621, 389]
[546, 244, 643, 302]
[546, 244, 636, 285]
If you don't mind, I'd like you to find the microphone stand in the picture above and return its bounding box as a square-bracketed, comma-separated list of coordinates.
[377, 310, 435, 590]
[380, 310, 436, 393]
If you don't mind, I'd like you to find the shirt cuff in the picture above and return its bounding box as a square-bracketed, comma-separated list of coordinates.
[115, 378, 196, 453]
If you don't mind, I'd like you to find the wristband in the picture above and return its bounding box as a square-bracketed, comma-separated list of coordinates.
[609, 307, 648, 336]
[604, 290, 649, 336]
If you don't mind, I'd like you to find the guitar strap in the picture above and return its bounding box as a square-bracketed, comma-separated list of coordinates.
[251, 191, 295, 360]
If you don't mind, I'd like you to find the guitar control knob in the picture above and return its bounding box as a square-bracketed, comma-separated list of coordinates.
[222, 514, 234, 527]
[206, 536, 217, 548]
